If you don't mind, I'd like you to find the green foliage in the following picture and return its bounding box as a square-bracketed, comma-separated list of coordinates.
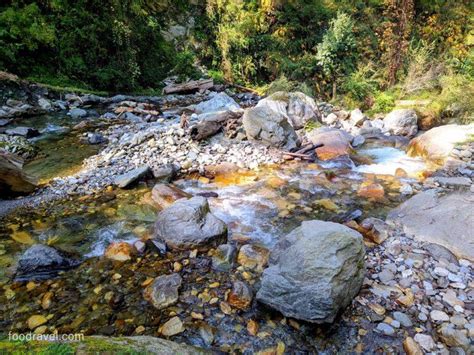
[265, 75, 314, 97]
[39, 343, 74, 355]
[315, 12, 357, 96]
[207, 69, 225, 84]
[173, 50, 200, 82]
[372, 91, 396, 113]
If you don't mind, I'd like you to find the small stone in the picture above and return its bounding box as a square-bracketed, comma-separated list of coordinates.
[227, 281, 253, 310]
[378, 269, 395, 283]
[393, 311, 413, 327]
[104, 242, 136, 262]
[376, 323, 395, 336]
[434, 267, 449, 277]
[191, 312, 204, 320]
[403, 337, 423, 355]
[135, 325, 145, 334]
[219, 301, 232, 315]
[413, 334, 435, 352]
[237, 244, 269, 271]
[247, 319, 259, 336]
[438, 323, 470, 350]
[212, 244, 237, 271]
[27, 315, 48, 330]
[430, 310, 450, 322]
[160, 316, 184, 336]
[144, 273, 182, 310]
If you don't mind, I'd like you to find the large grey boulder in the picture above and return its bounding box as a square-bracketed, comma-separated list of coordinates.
[154, 196, 227, 250]
[262, 92, 319, 129]
[15, 244, 79, 281]
[408, 124, 474, 165]
[256, 220, 365, 323]
[242, 97, 299, 150]
[194, 92, 240, 114]
[387, 190, 474, 261]
[383, 109, 418, 137]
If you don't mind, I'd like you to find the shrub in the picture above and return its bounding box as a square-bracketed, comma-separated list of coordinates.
[372, 91, 396, 113]
[266, 75, 314, 96]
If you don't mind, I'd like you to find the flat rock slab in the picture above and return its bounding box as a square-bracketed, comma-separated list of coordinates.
[114, 166, 151, 188]
[387, 190, 474, 261]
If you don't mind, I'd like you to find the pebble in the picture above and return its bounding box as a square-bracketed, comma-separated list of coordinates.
[413, 334, 435, 352]
[376, 322, 395, 336]
[430, 310, 450, 322]
[393, 311, 412, 327]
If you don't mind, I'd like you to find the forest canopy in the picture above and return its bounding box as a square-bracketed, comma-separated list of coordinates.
[1, 0, 473, 120]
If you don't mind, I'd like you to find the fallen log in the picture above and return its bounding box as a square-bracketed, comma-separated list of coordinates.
[189, 110, 242, 141]
[163, 79, 214, 95]
[0, 152, 37, 196]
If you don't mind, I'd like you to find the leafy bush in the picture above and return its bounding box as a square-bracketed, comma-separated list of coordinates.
[266, 75, 314, 96]
[372, 91, 396, 113]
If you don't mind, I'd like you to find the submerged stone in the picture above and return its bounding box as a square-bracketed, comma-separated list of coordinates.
[144, 273, 182, 310]
[15, 244, 79, 281]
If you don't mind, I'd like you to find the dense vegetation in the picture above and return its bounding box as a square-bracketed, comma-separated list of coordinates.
[1, 0, 473, 121]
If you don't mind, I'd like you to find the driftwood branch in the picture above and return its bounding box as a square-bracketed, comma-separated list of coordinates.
[163, 79, 214, 95]
[189, 110, 242, 141]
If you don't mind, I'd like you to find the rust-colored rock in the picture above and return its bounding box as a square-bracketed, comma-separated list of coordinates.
[151, 183, 191, 209]
[357, 182, 385, 200]
[104, 242, 137, 262]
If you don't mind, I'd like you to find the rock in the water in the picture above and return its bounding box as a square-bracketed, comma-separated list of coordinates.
[15, 244, 79, 281]
[242, 97, 299, 150]
[104, 242, 137, 262]
[5, 126, 40, 138]
[87, 132, 106, 144]
[144, 273, 182, 310]
[212, 244, 237, 271]
[154, 196, 227, 250]
[160, 316, 185, 336]
[256, 220, 365, 323]
[383, 109, 418, 137]
[407, 124, 474, 164]
[152, 164, 179, 183]
[114, 166, 151, 188]
[69, 108, 87, 118]
[194, 92, 240, 114]
[387, 190, 474, 261]
[227, 281, 253, 310]
[307, 127, 353, 160]
[151, 183, 191, 209]
[0, 152, 36, 196]
[237, 244, 269, 271]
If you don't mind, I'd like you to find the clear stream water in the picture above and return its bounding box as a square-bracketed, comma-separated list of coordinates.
[0, 112, 430, 352]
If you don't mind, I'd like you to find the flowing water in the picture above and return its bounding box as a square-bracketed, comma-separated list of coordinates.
[0, 114, 431, 351]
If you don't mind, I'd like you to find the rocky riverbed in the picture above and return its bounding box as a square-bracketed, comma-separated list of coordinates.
[0, 80, 473, 353]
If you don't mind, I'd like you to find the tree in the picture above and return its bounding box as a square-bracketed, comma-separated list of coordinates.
[315, 12, 356, 99]
[381, 0, 414, 86]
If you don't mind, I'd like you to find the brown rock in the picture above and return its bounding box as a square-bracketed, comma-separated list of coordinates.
[227, 281, 253, 310]
[403, 337, 423, 355]
[104, 242, 137, 262]
[151, 183, 191, 209]
[357, 182, 385, 200]
[237, 244, 269, 271]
